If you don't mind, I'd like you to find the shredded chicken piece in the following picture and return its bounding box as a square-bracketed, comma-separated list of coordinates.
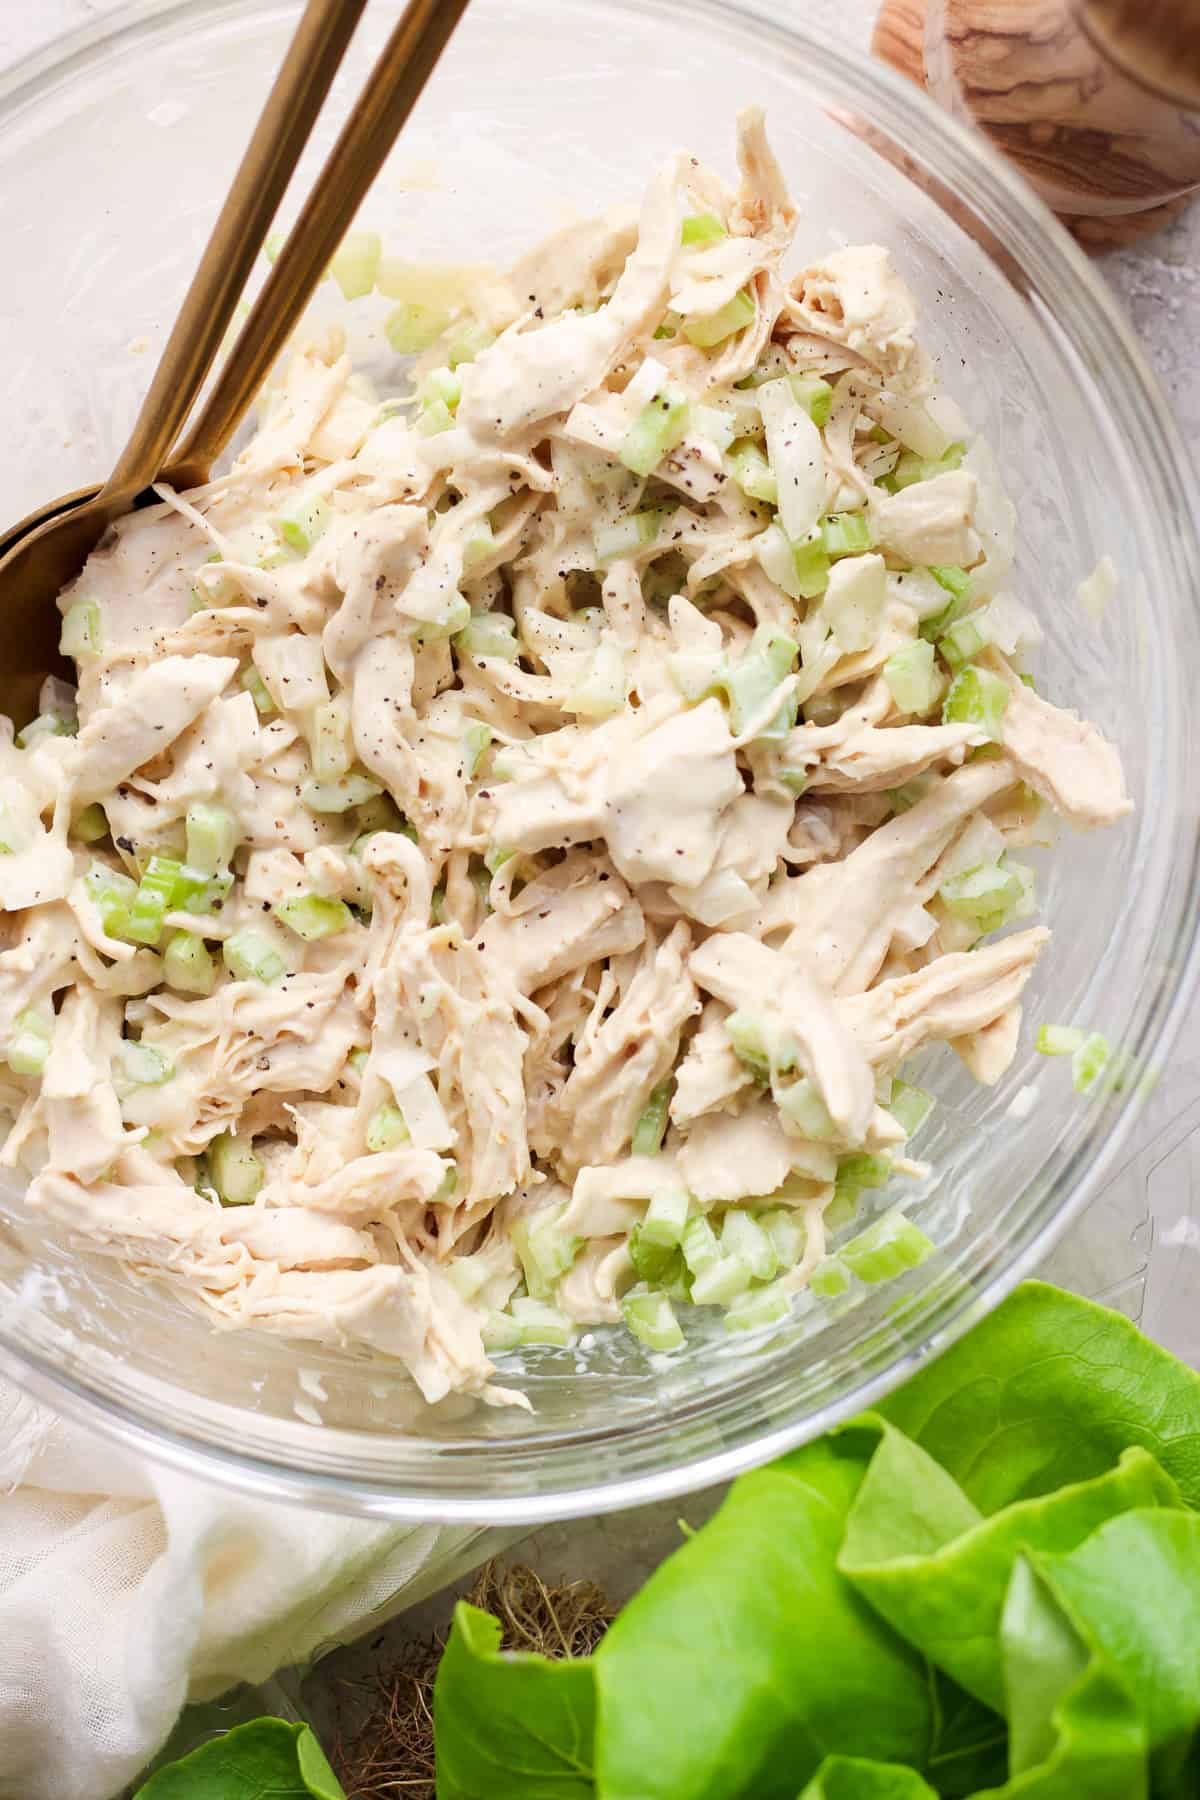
[0, 113, 1129, 1402]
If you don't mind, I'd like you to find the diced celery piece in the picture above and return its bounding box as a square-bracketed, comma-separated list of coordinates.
[810, 1257, 851, 1298]
[185, 803, 239, 877]
[840, 1206, 935, 1283]
[1072, 1032, 1111, 1093]
[939, 859, 1024, 935]
[681, 211, 726, 245]
[223, 928, 286, 985]
[1036, 1023, 1086, 1056]
[694, 404, 738, 453]
[628, 1223, 678, 1286]
[462, 527, 498, 577]
[790, 373, 834, 428]
[930, 564, 972, 601]
[690, 1253, 753, 1306]
[72, 804, 108, 845]
[942, 665, 1010, 739]
[125, 858, 180, 946]
[760, 1207, 806, 1271]
[274, 892, 353, 941]
[728, 438, 778, 505]
[509, 1297, 574, 1347]
[84, 863, 137, 938]
[567, 640, 626, 719]
[888, 1080, 934, 1139]
[179, 867, 234, 917]
[310, 696, 353, 781]
[163, 932, 217, 996]
[116, 1040, 174, 1092]
[511, 1206, 583, 1302]
[774, 1076, 837, 1140]
[446, 318, 495, 368]
[886, 443, 966, 491]
[725, 1008, 771, 1078]
[682, 288, 757, 349]
[366, 1103, 410, 1152]
[301, 774, 383, 813]
[484, 846, 516, 877]
[384, 301, 450, 353]
[619, 384, 690, 478]
[939, 610, 991, 673]
[417, 397, 455, 437]
[681, 1214, 721, 1278]
[482, 1310, 523, 1352]
[667, 650, 727, 704]
[420, 368, 463, 418]
[631, 1079, 673, 1156]
[329, 229, 381, 300]
[7, 1008, 51, 1076]
[456, 613, 519, 662]
[273, 490, 329, 554]
[720, 1210, 778, 1282]
[240, 667, 275, 715]
[622, 1286, 685, 1351]
[884, 640, 942, 716]
[641, 1183, 690, 1250]
[209, 1130, 264, 1206]
[755, 523, 804, 600]
[822, 512, 874, 560]
[60, 598, 102, 660]
[837, 1153, 891, 1192]
[791, 528, 831, 600]
[594, 509, 666, 567]
[17, 711, 76, 749]
[724, 1281, 791, 1333]
[463, 721, 493, 779]
[718, 625, 798, 738]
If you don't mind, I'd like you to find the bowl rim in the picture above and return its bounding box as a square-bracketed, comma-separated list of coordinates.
[1, 0, 1199, 1523]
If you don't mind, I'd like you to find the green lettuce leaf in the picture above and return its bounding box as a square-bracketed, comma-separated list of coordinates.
[796, 1754, 939, 1797]
[878, 1281, 1200, 1512]
[840, 1438, 1182, 1710]
[594, 1429, 934, 1800]
[133, 1718, 345, 1798]
[925, 1673, 1009, 1796]
[433, 1601, 596, 1800]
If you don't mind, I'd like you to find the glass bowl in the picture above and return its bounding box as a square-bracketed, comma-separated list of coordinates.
[0, 0, 1197, 1524]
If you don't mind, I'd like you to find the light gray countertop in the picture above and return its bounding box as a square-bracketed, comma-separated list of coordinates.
[5, 0, 1200, 1755]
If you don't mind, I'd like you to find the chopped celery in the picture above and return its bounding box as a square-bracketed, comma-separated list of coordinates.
[939, 859, 1028, 935]
[884, 443, 966, 492]
[60, 598, 102, 660]
[185, 803, 239, 876]
[329, 229, 381, 300]
[884, 640, 942, 716]
[366, 1103, 410, 1152]
[484, 846, 516, 876]
[755, 524, 804, 601]
[760, 1207, 806, 1271]
[667, 648, 727, 703]
[462, 526, 498, 576]
[641, 1183, 690, 1249]
[310, 696, 353, 781]
[681, 1214, 721, 1278]
[209, 1131, 264, 1206]
[273, 490, 329, 554]
[456, 613, 519, 662]
[567, 640, 626, 719]
[942, 665, 1010, 739]
[1036, 1023, 1086, 1056]
[594, 509, 667, 567]
[837, 1153, 891, 1192]
[273, 893, 353, 941]
[810, 1258, 851, 1298]
[631, 1079, 673, 1156]
[1072, 1032, 1111, 1093]
[446, 318, 495, 368]
[419, 365, 462, 413]
[463, 721, 493, 778]
[821, 512, 874, 560]
[7, 1008, 51, 1076]
[116, 1040, 174, 1092]
[509, 1297, 574, 1347]
[790, 373, 833, 428]
[619, 384, 690, 477]
[17, 711, 76, 749]
[725, 1009, 771, 1079]
[682, 288, 756, 349]
[774, 1076, 837, 1141]
[482, 1310, 523, 1353]
[162, 930, 216, 995]
[622, 1286, 684, 1352]
[125, 859, 179, 946]
[930, 564, 973, 601]
[790, 528, 831, 600]
[240, 662, 274, 715]
[693, 404, 738, 453]
[417, 397, 455, 437]
[73, 803, 109, 845]
[728, 438, 778, 505]
[384, 301, 450, 353]
[888, 1080, 934, 1139]
[222, 928, 286, 985]
[718, 626, 798, 738]
[629, 1223, 679, 1285]
[511, 1206, 583, 1302]
[724, 1281, 790, 1333]
[301, 774, 383, 813]
[840, 1207, 935, 1283]
[681, 211, 726, 245]
[720, 1210, 778, 1282]
[690, 1253, 753, 1306]
[412, 596, 471, 642]
[84, 863, 137, 939]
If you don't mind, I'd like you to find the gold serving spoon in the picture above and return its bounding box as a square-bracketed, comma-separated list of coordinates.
[0, 0, 469, 724]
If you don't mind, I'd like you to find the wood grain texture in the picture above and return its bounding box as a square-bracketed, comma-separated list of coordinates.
[873, 0, 1199, 247]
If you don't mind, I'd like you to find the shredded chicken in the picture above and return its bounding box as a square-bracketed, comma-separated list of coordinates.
[0, 112, 1129, 1402]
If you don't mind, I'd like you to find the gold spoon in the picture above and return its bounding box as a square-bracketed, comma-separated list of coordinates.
[0, 0, 470, 724]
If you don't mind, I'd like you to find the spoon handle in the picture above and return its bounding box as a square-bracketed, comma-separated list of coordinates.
[100, 0, 368, 508]
[164, 0, 471, 491]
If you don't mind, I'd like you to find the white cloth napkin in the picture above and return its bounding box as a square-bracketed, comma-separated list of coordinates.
[0, 1380, 489, 1800]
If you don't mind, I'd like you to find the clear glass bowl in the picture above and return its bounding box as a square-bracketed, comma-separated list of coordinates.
[0, 0, 1197, 1523]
